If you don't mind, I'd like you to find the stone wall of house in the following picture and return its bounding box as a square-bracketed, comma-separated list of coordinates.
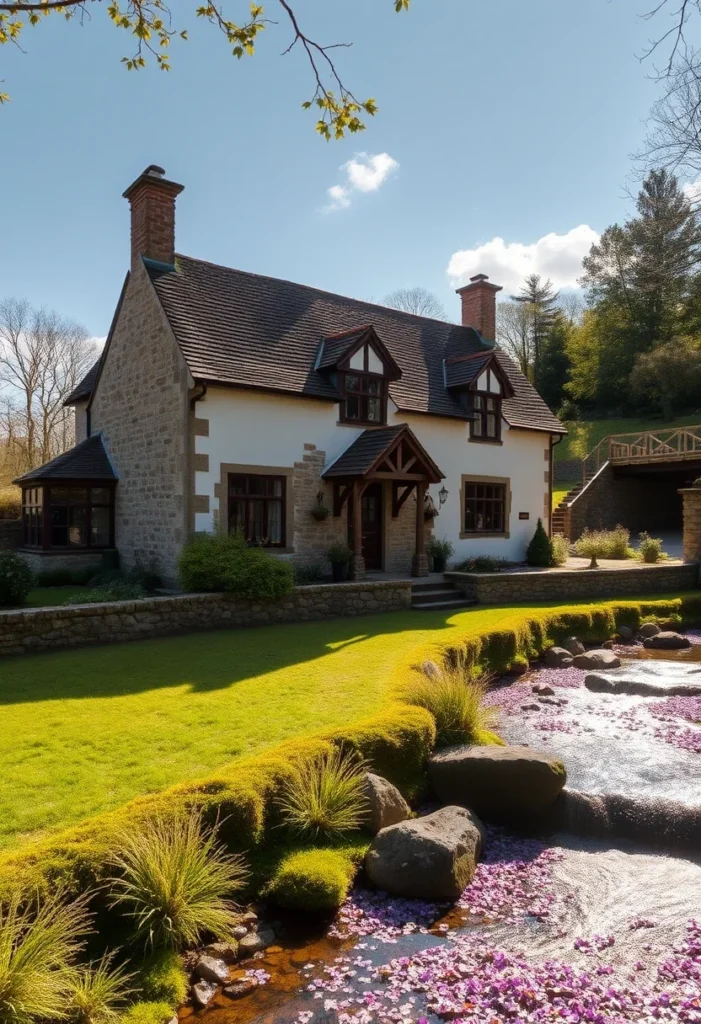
[0, 520, 22, 550]
[447, 562, 698, 605]
[0, 581, 413, 658]
[385, 487, 434, 574]
[90, 261, 191, 585]
[292, 444, 347, 565]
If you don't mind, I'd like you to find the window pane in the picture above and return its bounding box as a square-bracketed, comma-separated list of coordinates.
[91, 506, 110, 547]
[229, 498, 246, 534]
[473, 416, 482, 436]
[50, 487, 87, 504]
[345, 395, 360, 420]
[248, 477, 266, 496]
[51, 525, 68, 547]
[366, 378, 381, 395]
[266, 500, 282, 544]
[91, 487, 111, 505]
[346, 374, 361, 392]
[270, 479, 283, 498]
[367, 397, 382, 422]
[487, 414, 497, 437]
[473, 395, 483, 410]
[68, 506, 87, 547]
[250, 499, 265, 542]
[229, 476, 247, 496]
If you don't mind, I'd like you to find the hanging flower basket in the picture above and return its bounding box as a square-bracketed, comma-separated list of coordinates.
[424, 494, 439, 522]
[311, 491, 331, 521]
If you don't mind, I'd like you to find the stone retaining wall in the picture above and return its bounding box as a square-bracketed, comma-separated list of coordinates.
[0, 581, 413, 658]
[446, 562, 698, 605]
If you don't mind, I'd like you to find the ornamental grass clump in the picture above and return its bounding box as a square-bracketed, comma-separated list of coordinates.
[638, 531, 665, 563]
[0, 890, 91, 1024]
[551, 533, 570, 567]
[399, 668, 498, 748]
[108, 810, 248, 950]
[68, 953, 136, 1024]
[277, 747, 368, 842]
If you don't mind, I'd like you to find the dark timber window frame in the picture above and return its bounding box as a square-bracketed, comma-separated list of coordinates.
[227, 472, 287, 547]
[469, 392, 502, 443]
[20, 482, 116, 551]
[339, 370, 388, 426]
[461, 476, 510, 538]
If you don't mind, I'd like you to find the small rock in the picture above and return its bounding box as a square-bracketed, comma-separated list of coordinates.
[532, 683, 555, 696]
[421, 660, 442, 679]
[639, 623, 661, 638]
[572, 650, 621, 670]
[194, 956, 229, 985]
[202, 941, 239, 963]
[618, 625, 635, 642]
[238, 928, 275, 956]
[232, 925, 248, 940]
[643, 631, 691, 650]
[223, 978, 257, 999]
[585, 674, 616, 693]
[241, 910, 258, 926]
[562, 637, 585, 656]
[361, 773, 410, 835]
[601, 640, 615, 650]
[521, 702, 542, 712]
[544, 647, 574, 668]
[192, 979, 218, 1008]
[538, 695, 566, 706]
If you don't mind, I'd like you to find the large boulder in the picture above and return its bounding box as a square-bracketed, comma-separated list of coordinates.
[364, 806, 484, 902]
[562, 636, 585, 656]
[572, 649, 621, 670]
[544, 647, 574, 668]
[361, 773, 410, 835]
[639, 622, 661, 638]
[429, 744, 566, 818]
[643, 631, 691, 650]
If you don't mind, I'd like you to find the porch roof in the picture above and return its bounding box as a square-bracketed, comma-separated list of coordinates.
[322, 424, 444, 483]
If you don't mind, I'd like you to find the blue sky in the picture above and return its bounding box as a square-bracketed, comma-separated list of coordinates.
[1, 0, 666, 336]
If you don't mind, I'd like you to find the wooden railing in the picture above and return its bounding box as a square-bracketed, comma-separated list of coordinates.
[579, 424, 701, 487]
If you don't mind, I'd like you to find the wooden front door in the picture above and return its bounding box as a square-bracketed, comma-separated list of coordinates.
[348, 482, 384, 570]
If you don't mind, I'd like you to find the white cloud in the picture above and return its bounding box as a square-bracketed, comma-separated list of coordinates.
[447, 224, 600, 295]
[89, 336, 107, 348]
[323, 152, 399, 212]
[683, 177, 701, 202]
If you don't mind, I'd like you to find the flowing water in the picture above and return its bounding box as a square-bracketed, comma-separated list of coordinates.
[188, 646, 701, 1024]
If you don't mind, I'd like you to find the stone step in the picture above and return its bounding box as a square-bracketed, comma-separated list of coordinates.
[411, 597, 476, 611]
[411, 579, 451, 593]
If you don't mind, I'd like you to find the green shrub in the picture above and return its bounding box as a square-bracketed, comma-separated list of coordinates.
[68, 953, 136, 1024]
[265, 848, 357, 912]
[526, 518, 553, 567]
[638, 532, 664, 563]
[0, 485, 21, 521]
[278, 748, 368, 842]
[453, 556, 512, 573]
[574, 526, 633, 567]
[325, 542, 353, 566]
[66, 582, 146, 605]
[178, 533, 294, 599]
[399, 669, 497, 748]
[428, 536, 454, 561]
[551, 534, 570, 566]
[137, 950, 187, 1006]
[0, 550, 34, 607]
[126, 561, 162, 593]
[108, 810, 248, 950]
[121, 1002, 174, 1024]
[0, 891, 91, 1024]
[293, 562, 325, 585]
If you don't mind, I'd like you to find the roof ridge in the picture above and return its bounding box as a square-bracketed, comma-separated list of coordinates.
[173, 253, 469, 332]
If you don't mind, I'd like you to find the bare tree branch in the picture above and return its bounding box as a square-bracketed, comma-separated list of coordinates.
[383, 287, 447, 321]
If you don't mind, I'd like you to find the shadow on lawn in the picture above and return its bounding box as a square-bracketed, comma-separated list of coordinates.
[0, 608, 463, 706]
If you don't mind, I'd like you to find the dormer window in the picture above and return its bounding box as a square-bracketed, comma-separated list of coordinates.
[444, 353, 513, 444]
[470, 393, 501, 441]
[316, 325, 402, 428]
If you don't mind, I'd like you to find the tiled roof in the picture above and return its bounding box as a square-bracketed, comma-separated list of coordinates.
[316, 328, 371, 371]
[64, 361, 100, 405]
[443, 351, 492, 389]
[323, 426, 406, 478]
[146, 255, 566, 435]
[14, 434, 117, 483]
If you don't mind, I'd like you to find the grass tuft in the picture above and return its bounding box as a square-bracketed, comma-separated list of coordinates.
[277, 748, 368, 842]
[0, 891, 91, 1024]
[107, 810, 247, 950]
[68, 953, 136, 1024]
[399, 669, 498, 748]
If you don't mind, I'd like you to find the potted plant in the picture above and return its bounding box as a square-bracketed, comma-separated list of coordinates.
[326, 542, 354, 583]
[311, 491, 330, 521]
[428, 536, 454, 573]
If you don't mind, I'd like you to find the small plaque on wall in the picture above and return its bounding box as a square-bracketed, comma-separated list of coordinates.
[519, 512, 530, 520]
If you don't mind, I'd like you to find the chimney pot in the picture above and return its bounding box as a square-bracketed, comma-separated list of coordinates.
[456, 273, 502, 342]
[122, 164, 184, 269]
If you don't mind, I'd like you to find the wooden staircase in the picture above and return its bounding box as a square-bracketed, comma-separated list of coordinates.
[552, 478, 588, 537]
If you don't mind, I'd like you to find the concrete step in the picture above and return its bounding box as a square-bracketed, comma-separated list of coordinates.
[411, 579, 450, 592]
[410, 586, 458, 606]
[411, 597, 476, 611]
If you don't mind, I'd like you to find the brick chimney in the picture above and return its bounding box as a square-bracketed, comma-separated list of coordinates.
[122, 164, 184, 269]
[456, 273, 502, 342]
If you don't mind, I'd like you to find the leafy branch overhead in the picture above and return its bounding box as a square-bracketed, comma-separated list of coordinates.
[0, 0, 410, 136]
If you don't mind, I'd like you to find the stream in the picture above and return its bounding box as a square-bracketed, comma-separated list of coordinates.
[185, 641, 701, 1024]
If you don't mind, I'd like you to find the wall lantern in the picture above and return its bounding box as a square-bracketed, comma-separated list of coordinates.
[438, 486, 449, 506]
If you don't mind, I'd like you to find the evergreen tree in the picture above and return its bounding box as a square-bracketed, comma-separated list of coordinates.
[511, 274, 560, 380]
[534, 312, 571, 410]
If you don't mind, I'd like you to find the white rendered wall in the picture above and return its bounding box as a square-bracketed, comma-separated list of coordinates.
[194, 387, 550, 562]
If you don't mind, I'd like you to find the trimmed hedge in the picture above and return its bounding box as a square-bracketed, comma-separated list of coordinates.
[178, 532, 294, 599]
[0, 593, 699, 922]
